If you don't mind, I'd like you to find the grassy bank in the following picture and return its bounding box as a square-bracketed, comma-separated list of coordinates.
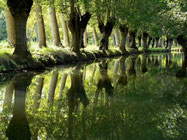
[0, 42, 178, 73]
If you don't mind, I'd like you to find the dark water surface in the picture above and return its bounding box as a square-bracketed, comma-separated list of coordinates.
[0, 53, 187, 140]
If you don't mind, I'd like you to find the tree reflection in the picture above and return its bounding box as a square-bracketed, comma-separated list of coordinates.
[95, 61, 114, 104]
[67, 66, 89, 139]
[176, 57, 187, 78]
[6, 73, 33, 140]
[141, 54, 148, 74]
[117, 56, 128, 87]
[128, 56, 137, 77]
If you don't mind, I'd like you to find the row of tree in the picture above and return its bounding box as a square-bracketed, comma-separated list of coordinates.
[0, 0, 186, 59]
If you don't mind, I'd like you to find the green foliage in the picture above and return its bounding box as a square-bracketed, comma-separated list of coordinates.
[0, 10, 7, 41]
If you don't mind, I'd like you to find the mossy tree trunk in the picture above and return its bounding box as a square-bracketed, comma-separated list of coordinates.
[35, 1, 47, 48]
[119, 25, 129, 54]
[7, 0, 33, 59]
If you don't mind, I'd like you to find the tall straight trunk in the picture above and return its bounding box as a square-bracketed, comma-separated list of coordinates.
[7, 0, 33, 59]
[138, 36, 141, 47]
[156, 37, 159, 48]
[84, 28, 88, 46]
[147, 37, 152, 48]
[49, 7, 62, 46]
[93, 27, 98, 46]
[114, 29, 120, 46]
[129, 30, 138, 52]
[98, 18, 115, 50]
[143, 32, 149, 52]
[61, 14, 70, 47]
[4, 9, 15, 47]
[35, 1, 47, 47]
[48, 71, 59, 106]
[119, 24, 128, 54]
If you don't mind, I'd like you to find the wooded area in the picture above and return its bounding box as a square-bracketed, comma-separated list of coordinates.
[0, 0, 186, 60]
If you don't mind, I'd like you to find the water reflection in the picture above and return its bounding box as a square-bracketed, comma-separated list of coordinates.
[6, 73, 33, 140]
[0, 53, 186, 139]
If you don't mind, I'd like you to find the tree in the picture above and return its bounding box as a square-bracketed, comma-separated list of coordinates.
[68, 0, 91, 54]
[35, 0, 47, 47]
[49, 4, 62, 47]
[7, 0, 33, 59]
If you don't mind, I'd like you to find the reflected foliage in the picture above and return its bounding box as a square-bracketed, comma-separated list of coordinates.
[0, 53, 187, 139]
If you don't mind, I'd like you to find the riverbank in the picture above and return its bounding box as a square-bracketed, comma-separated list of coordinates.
[0, 45, 171, 74]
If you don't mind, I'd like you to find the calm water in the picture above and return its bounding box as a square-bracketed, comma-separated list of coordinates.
[0, 53, 187, 140]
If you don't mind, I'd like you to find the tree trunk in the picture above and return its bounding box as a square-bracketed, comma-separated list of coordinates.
[156, 37, 159, 48]
[129, 30, 138, 52]
[93, 27, 98, 46]
[68, 11, 91, 54]
[152, 38, 155, 48]
[143, 32, 149, 52]
[119, 25, 129, 54]
[84, 28, 88, 46]
[147, 37, 152, 48]
[138, 36, 141, 47]
[35, 1, 47, 48]
[61, 14, 70, 47]
[113, 34, 116, 46]
[168, 39, 173, 51]
[98, 19, 115, 50]
[114, 29, 120, 46]
[7, 0, 33, 59]
[4, 9, 15, 47]
[49, 7, 62, 46]
[159, 38, 163, 48]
